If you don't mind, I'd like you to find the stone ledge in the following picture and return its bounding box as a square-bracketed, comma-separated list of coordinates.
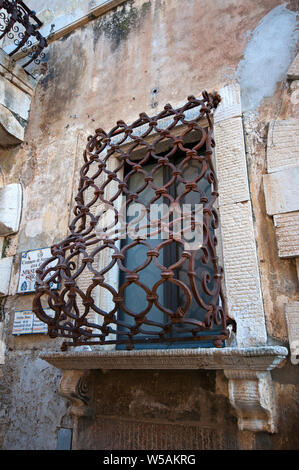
[43, 346, 288, 434]
[41, 346, 288, 371]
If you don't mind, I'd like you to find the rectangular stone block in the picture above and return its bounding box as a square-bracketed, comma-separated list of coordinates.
[0, 64, 33, 97]
[267, 119, 299, 173]
[0, 183, 22, 236]
[0, 76, 31, 121]
[219, 201, 267, 346]
[287, 53, 299, 80]
[263, 167, 299, 215]
[273, 211, 299, 258]
[214, 117, 249, 207]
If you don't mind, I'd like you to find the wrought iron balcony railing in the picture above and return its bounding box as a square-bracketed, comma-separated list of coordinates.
[33, 91, 235, 351]
[0, 0, 47, 70]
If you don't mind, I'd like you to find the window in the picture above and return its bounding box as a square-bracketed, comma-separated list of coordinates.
[33, 92, 234, 350]
[117, 145, 222, 349]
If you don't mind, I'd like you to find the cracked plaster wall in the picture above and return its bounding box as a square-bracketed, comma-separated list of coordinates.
[0, 0, 298, 450]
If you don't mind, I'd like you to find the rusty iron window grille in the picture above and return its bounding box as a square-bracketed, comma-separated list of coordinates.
[33, 91, 235, 351]
[0, 0, 47, 70]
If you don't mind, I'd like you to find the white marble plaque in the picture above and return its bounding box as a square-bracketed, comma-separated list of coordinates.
[32, 314, 49, 334]
[12, 310, 33, 335]
[17, 247, 59, 294]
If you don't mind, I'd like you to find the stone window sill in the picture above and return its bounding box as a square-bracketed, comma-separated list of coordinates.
[41, 345, 288, 434]
[41, 345, 287, 371]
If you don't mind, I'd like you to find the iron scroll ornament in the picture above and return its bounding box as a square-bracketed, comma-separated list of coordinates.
[33, 91, 235, 351]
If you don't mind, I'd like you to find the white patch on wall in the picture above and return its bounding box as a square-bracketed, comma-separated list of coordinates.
[24, 217, 43, 238]
[236, 4, 299, 111]
[0, 183, 22, 236]
[285, 301, 299, 365]
[266, 119, 299, 173]
[0, 256, 13, 296]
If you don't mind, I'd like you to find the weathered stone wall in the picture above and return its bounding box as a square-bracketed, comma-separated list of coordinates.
[74, 367, 299, 450]
[0, 0, 298, 450]
[78, 369, 239, 450]
[0, 350, 71, 449]
[0, 50, 36, 146]
[243, 76, 299, 343]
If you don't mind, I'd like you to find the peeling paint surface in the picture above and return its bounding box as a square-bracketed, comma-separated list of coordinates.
[0, 351, 69, 449]
[237, 4, 299, 111]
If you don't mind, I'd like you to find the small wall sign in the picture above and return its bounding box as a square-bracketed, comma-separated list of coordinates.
[12, 309, 54, 335]
[17, 247, 59, 294]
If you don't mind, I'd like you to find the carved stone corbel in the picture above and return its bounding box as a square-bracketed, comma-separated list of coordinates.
[224, 369, 277, 433]
[41, 345, 288, 436]
[59, 369, 92, 418]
